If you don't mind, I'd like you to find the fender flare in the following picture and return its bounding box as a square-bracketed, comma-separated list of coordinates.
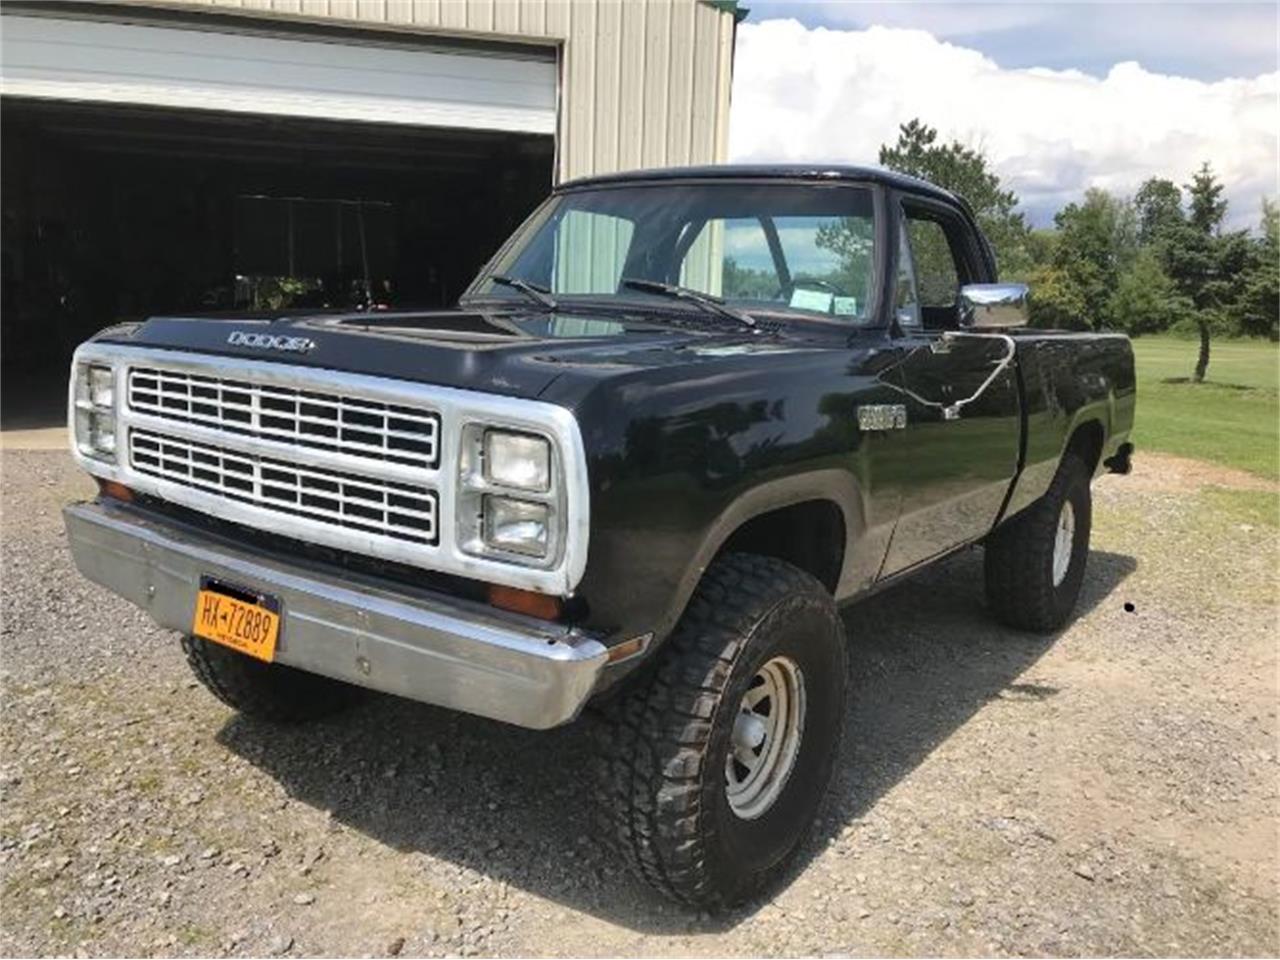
[1060, 402, 1112, 473]
[651, 469, 866, 643]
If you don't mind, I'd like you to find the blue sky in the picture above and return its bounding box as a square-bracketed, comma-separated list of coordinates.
[731, 3, 1279, 227]
[744, 2, 1279, 81]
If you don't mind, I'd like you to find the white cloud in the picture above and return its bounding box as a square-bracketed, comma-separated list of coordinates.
[729, 19, 1279, 229]
[746, 3, 1279, 80]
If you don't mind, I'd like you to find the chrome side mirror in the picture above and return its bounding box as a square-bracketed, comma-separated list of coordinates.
[959, 283, 1030, 329]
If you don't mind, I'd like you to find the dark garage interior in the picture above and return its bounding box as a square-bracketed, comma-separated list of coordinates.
[0, 98, 555, 427]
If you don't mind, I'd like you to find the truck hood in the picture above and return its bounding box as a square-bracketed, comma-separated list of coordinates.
[99, 306, 839, 403]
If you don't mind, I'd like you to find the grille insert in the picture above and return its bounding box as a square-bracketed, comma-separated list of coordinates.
[129, 430, 437, 545]
[127, 367, 439, 469]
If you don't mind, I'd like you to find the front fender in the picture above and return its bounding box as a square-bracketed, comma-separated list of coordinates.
[659, 468, 866, 642]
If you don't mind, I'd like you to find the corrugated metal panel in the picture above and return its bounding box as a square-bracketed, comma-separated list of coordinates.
[0, 13, 557, 132]
[89, 0, 735, 179]
[566, 0, 735, 179]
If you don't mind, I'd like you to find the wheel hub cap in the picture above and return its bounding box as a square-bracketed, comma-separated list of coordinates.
[724, 656, 807, 820]
[1052, 499, 1075, 587]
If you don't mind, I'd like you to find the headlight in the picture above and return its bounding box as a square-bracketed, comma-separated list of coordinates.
[483, 496, 549, 557]
[72, 363, 117, 462]
[87, 365, 114, 408]
[87, 410, 116, 454]
[484, 431, 550, 492]
[457, 423, 562, 568]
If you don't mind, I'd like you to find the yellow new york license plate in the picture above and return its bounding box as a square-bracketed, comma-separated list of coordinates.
[192, 580, 281, 662]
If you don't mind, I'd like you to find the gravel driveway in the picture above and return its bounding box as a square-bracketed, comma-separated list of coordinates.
[2, 448, 1276, 957]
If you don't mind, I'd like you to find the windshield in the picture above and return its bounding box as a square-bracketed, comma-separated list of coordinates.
[467, 182, 879, 324]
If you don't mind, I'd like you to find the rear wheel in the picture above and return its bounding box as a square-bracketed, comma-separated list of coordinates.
[181, 635, 365, 723]
[595, 553, 848, 908]
[984, 453, 1092, 632]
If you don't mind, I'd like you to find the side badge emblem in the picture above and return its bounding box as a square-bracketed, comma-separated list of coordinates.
[857, 404, 907, 431]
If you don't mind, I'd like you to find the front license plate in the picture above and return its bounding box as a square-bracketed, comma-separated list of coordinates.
[192, 578, 281, 662]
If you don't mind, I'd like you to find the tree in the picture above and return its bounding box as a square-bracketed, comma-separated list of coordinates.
[1133, 178, 1184, 246]
[878, 119, 1033, 276]
[1186, 162, 1228, 236]
[1108, 248, 1193, 336]
[1049, 188, 1138, 328]
[1231, 199, 1280, 340]
[1173, 162, 1229, 380]
[1025, 263, 1090, 330]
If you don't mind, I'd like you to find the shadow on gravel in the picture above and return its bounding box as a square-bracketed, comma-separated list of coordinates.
[216, 546, 1136, 935]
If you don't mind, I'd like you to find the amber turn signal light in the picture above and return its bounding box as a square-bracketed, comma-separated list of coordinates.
[606, 632, 653, 664]
[488, 584, 563, 621]
[96, 478, 135, 502]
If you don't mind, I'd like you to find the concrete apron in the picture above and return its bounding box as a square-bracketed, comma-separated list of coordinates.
[0, 427, 69, 451]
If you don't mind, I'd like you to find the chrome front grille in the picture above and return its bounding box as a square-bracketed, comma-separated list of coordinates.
[127, 366, 439, 469]
[129, 430, 438, 545]
[72, 344, 590, 592]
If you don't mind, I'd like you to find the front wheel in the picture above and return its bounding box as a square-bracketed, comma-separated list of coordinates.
[984, 452, 1092, 632]
[594, 553, 848, 909]
[181, 635, 366, 723]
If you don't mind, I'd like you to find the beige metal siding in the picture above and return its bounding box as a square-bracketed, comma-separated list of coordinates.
[142, 0, 735, 182]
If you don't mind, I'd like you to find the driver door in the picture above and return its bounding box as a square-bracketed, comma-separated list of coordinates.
[880, 198, 1021, 577]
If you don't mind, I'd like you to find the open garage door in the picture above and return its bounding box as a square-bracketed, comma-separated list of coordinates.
[0, 13, 557, 134]
[0, 100, 554, 429]
[0, 12, 557, 428]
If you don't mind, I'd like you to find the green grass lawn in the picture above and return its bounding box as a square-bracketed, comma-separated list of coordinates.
[1132, 336, 1279, 478]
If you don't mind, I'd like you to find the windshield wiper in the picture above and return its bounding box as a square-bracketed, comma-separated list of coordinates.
[489, 274, 558, 311]
[620, 278, 756, 329]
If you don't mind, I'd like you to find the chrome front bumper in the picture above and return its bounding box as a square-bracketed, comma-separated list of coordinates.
[63, 500, 608, 729]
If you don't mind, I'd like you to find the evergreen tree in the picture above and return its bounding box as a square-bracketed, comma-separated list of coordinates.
[1186, 162, 1228, 236]
[1170, 162, 1230, 380]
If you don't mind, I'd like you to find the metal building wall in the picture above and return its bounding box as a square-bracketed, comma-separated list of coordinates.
[145, 0, 736, 183]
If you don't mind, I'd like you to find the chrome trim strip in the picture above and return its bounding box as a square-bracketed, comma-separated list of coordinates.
[69, 343, 591, 594]
[64, 501, 607, 729]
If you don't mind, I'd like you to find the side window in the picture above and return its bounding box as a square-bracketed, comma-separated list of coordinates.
[551, 209, 635, 294]
[897, 203, 977, 330]
[905, 215, 961, 308]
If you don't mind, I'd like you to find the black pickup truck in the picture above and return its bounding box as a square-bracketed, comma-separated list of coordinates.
[64, 165, 1134, 908]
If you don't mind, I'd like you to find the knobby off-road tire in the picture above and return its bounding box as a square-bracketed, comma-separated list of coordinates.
[595, 553, 848, 909]
[984, 452, 1093, 633]
[181, 635, 365, 723]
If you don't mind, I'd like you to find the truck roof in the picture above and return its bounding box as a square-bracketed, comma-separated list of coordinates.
[559, 163, 964, 208]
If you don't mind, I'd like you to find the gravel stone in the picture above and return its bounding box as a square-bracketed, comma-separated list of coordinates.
[1, 449, 1277, 957]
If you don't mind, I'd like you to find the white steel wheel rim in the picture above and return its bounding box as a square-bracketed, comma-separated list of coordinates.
[1052, 499, 1076, 587]
[725, 655, 807, 820]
